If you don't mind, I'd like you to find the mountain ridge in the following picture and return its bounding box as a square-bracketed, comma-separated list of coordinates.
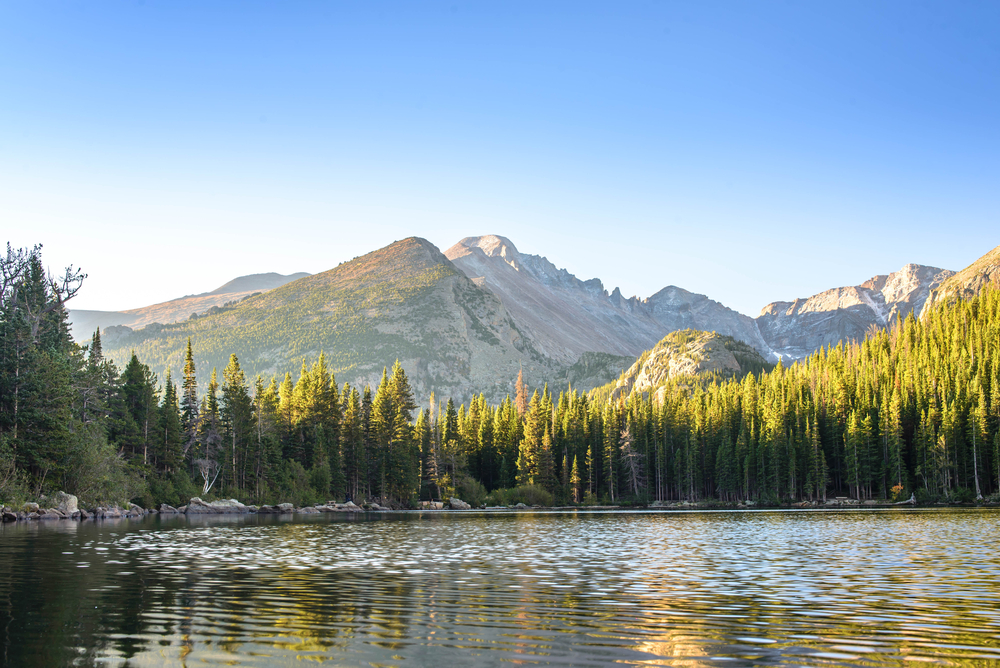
[445, 235, 772, 363]
[100, 237, 560, 404]
[757, 263, 954, 360]
[68, 271, 310, 340]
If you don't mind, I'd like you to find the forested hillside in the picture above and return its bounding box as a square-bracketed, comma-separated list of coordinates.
[3, 243, 999, 509]
[101, 237, 554, 406]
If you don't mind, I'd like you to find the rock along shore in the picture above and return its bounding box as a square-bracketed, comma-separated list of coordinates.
[0, 492, 401, 522]
[4, 492, 955, 523]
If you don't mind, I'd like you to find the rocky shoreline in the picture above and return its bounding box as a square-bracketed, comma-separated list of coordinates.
[0, 493, 481, 522]
[4, 492, 983, 523]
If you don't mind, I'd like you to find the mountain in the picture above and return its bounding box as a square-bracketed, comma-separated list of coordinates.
[68, 271, 309, 341]
[101, 238, 555, 404]
[445, 235, 774, 362]
[93, 234, 986, 405]
[601, 330, 772, 403]
[756, 263, 954, 360]
[205, 272, 311, 296]
[920, 244, 1000, 316]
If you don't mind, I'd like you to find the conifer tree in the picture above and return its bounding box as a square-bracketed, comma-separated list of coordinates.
[180, 338, 199, 456]
[158, 370, 183, 474]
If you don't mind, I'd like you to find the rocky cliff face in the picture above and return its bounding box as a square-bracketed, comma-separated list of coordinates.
[446, 235, 776, 363]
[756, 263, 954, 360]
[920, 245, 1000, 317]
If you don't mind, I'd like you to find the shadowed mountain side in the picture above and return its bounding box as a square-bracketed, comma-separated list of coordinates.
[68, 271, 310, 341]
[101, 238, 556, 405]
[446, 235, 775, 363]
[920, 244, 1000, 317]
[757, 263, 954, 360]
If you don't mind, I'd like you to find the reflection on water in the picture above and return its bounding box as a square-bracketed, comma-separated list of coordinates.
[2, 509, 1000, 666]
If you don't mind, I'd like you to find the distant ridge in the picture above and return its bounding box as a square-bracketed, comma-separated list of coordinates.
[68, 271, 310, 340]
[206, 272, 311, 296]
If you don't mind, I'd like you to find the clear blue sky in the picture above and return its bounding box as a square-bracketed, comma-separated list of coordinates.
[2, 1, 997, 316]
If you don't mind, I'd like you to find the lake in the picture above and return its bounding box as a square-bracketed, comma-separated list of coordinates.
[1, 508, 999, 666]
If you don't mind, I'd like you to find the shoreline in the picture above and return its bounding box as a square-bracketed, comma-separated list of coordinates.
[3, 492, 994, 523]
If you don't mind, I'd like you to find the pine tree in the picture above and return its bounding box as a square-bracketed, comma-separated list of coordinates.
[180, 338, 199, 457]
[158, 370, 183, 474]
[221, 354, 253, 494]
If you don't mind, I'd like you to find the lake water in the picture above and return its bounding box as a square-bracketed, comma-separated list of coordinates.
[1, 508, 999, 666]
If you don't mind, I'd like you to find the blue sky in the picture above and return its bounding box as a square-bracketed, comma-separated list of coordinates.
[2, 1, 997, 316]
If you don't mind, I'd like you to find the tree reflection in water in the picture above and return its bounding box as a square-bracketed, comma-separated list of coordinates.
[1, 509, 1000, 666]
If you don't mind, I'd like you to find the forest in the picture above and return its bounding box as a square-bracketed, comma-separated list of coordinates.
[2, 243, 999, 508]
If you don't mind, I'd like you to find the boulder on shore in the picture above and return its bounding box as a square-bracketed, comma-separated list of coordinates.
[277, 503, 294, 512]
[158, 503, 179, 514]
[53, 491, 78, 515]
[449, 497, 471, 510]
[185, 497, 249, 515]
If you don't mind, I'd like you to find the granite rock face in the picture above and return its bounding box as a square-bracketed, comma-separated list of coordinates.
[756, 263, 954, 361]
[446, 235, 776, 363]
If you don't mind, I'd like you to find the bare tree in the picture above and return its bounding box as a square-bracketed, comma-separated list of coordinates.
[195, 458, 220, 495]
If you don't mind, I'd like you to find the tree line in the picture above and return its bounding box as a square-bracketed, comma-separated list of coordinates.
[2, 243, 999, 507]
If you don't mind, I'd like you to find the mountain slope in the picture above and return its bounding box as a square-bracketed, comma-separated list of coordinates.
[445, 235, 665, 362]
[68, 271, 309, 341]
[102, 238, 552, 403]
[756, 263, 953, 360]
[601, 330, 773, 403]
[920, 244, 1000, 316]
[445, 235, 775, 362]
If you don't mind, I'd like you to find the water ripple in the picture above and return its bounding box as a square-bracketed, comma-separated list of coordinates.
[2, 509, 1000, 666]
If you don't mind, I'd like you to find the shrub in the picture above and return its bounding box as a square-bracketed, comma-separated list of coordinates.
[456, 475, 487, 507]
[950, 487, 976, 504]
[484, 484, 553, 507]
[0, 435, 28, 506]
[309, 462, 332, 499]
[273, 460, 318, 507]
[63, 424, 147, 507]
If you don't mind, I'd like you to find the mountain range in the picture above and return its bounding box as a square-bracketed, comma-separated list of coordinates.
[69, 272, 310, 340]
[76, 235, 995, 404]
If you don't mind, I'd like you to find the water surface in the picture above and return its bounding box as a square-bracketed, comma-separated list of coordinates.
[2, 508, 999, 666]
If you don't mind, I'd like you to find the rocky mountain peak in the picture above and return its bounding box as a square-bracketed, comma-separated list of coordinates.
[452, 235, 522, 268]
[756, 262, 953, 360]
